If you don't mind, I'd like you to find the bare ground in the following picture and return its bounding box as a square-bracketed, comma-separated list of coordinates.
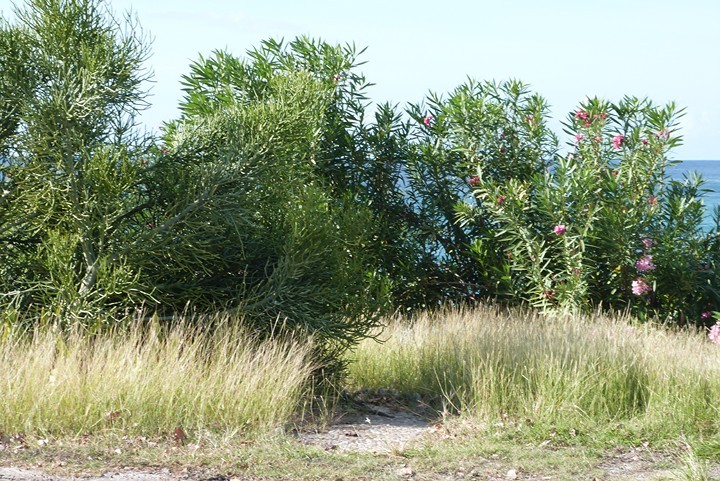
[0, 395, 708, 480]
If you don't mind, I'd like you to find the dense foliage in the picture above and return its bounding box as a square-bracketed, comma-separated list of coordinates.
[1, 0, 718, 372]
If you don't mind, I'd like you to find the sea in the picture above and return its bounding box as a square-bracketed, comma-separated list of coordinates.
[666, 160, 720, 230]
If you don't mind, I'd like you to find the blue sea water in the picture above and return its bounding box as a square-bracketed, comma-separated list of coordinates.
[666, 160, 720, 230]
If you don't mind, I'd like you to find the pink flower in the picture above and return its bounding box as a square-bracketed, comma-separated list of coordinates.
[642, 238, 654, 250]
[575, 110, 589, 121]
[708, 322, 720, 344]
[423, 114, 433, 127]
[544, 289, 556, 302]
[641, 139, 649, 145]
[468, 176, 480, 186]
[553, 224, 566, 235]
[611, 135, 624, 150]
[647, 196, 658, 207]
[631, 277, 652, 296]
[497, 195, 506, 204]
[656, 129, 670, 139]
[635, 254, 655, 273]
[332, 74, 341, 81]
[575, 133, 585, 144]
[701, 311, 713, 320]
[525, 115, 535, 124]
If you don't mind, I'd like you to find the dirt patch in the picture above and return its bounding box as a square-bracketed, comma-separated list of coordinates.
[296, 388, 440, 454]
[595, 448, 677, 480]
[0, 467, 174, 481]
[298, 405, 435, 454]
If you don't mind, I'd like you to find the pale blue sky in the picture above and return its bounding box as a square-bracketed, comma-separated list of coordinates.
[1, 0, 719, 159]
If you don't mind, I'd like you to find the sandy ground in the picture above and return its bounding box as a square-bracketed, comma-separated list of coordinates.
[0, 468, 175, 481]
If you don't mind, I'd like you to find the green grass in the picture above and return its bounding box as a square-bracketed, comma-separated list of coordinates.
[0, 316, 315, 437]
[4, 305, 720, 479]
[346, 306, 720, 443]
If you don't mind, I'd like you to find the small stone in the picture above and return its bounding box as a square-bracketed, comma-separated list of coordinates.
[469, 467, 482, 477]
[396, 466, 415, 477]
[506, 469, 517, 479]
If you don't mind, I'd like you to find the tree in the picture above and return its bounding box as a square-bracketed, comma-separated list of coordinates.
[156, 41, 389, 371]
[0, 0, 153, 321]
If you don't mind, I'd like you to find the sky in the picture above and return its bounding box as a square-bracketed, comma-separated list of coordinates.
[1, 0, 719, 160]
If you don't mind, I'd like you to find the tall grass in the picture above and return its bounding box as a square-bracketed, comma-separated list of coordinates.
[347, 306, 720, 437]
[0, 316, 315, 436]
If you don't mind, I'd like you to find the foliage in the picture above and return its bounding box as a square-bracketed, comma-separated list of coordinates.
[404, 80, 557, 307]
[451, 92, 720, 322]
[0, 0, 152, 319]
[0, 3, 387, 374]
[1, 0, 719, 385]
[151, 40, 389, 370]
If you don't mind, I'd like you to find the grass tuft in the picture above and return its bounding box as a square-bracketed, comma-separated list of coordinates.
[346, 306, 720, 441]
[0, 315, 315, 437]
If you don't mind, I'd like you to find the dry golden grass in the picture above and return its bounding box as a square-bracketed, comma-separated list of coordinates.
[0, 316, 315, 436]
[347, 306, 720, 437]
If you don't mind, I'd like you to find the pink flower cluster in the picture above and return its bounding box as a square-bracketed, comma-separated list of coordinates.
[636, 254, 654, 273]
[631, 277, 652, 296]
[708, 321, 720, 344]
[612, 135, 624, 150]
[574, 110, 607, 128]
[468, 176, 480, 186]
[553, 224, 566, 236]
[423, 114, 433, 127]
[632, 238, 656, 296]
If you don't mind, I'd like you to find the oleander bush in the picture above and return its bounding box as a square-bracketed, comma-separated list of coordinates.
[447, 91, 720, 323]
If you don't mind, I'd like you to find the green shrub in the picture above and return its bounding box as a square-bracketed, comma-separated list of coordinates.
[0, 4, 387, 374]
[0, 0, 153, 319]
[450, 92, 720, 322]
[152, 44, 388, 372]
